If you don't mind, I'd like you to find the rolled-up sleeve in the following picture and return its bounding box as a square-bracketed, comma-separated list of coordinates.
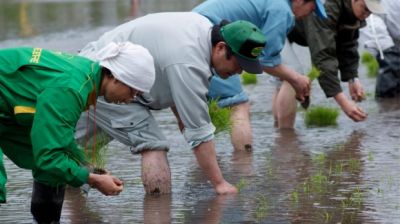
[165, 64, 215, 148]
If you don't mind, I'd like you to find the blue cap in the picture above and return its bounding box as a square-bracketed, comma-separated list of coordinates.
[315, 0, 328, 19]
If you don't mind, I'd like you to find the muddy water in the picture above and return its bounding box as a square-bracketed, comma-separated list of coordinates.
[1, 0, 400, 223]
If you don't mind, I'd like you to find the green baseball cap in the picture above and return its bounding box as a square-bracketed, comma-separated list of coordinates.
[220, 20, 266, 74]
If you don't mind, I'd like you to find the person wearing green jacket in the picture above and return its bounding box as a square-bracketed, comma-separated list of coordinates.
[0, 41, 155, 223]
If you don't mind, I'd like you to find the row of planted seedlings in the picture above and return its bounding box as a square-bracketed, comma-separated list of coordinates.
[287, 145, 368, 223]
[207, 68, 342, 222]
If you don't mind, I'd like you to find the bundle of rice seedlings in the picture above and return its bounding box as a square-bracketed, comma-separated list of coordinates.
[361, 51, 379, 78]
[241, 71, 257, 85]
[308, 65, 321, 81]
[84, 134, 109, 171]
[302, 65, 321, 109]
[208, 99, 232, 133]
[305, 106, 340, 127]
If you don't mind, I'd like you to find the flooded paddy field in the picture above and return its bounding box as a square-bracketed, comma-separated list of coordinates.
[0, 0, 399, 223]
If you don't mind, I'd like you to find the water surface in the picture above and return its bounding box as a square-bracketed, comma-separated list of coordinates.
[0, 0, 399, 223]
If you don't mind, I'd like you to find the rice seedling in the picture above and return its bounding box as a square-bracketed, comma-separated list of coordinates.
[302, 181, 311, 194]
[361, 51, 379, 78]
[290, 190, 299, 203]
[255, 194, 268, 219]
[241, 71, 257, 85]
[332, 162, 344, 176]
[305, 106, 340, 127]
[308, 65, 321, 81]
[324, 212, 332, 223]
[341, 188, 363, 209]
[312, 153, 326, 167]
[235, 178, 248, 192]
[302, 65, 321, 109]
[84, 133, 109, 171]
[318, 210, 332, 223]
[348, 158, 361, 171]
[208, 99, 232, 133]
[367, 151, 374, 161]
[310, 171, 329, 193]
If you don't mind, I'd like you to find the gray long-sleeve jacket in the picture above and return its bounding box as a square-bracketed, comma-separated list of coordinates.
[288, 0, 365, 97]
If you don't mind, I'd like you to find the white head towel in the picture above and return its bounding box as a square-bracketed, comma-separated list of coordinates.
[97, 42, 155, 93]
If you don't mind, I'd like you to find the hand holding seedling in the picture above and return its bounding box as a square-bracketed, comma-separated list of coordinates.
[301, 66, 321, 109]
[348, 78, 366, 102]
[293, 75, 311, 103]
[88, 173, 124, 196]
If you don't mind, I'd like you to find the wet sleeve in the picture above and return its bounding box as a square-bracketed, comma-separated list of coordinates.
[259, 11, 294, 68]
[165, 64, 215, 148]
[303, 13, 342, 98]
[31, 87, 89, 187]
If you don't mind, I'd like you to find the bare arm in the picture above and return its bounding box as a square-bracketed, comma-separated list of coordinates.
[193, 141, 238, 194]
[334, 91, 367, 122]
[170, 106, 184, 132]
[264, 64, 310, 102]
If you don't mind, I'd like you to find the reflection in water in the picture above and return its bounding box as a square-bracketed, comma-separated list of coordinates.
[181, 195, 235, 224]
[143, 194, 171, 224]
[0, 0, 132, 41]
[288, 131, 368, 223]
[1, 0, 400, 223]
[130, 0, 140, 18]
[376, 97, 400, 113]
[63, 187, 103, 224]
[231, 148, 254, 177]
[0, 0, 204, 41]
[19, 2, 35, 38]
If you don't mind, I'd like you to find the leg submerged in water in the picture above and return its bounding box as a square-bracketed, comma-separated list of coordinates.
[230, 102, 253, 151]
[141, 150, 171, 194]
[31, 180, 65, 223]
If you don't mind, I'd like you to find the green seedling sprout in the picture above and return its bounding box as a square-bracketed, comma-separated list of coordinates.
[305, 106, 340, 127]
[235, 178, 248, 192]
[302, 65, 321, 109]
[255, 194, 268, 219]
[308, 65, 321, 82]
[361, 51, 379, 78]
[208, 99, 232, 134]
[241, 71, 258, 85]
[290, 190, 299, 203]
[84, 133, 109, 172]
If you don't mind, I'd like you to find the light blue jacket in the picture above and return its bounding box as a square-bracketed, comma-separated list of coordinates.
[193, 0, 294, 68]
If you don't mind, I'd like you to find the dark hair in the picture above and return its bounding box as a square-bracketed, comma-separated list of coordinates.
[101, 67, 113, 78]
[211, 19, 230, 47]
[211, 19, 234, 59]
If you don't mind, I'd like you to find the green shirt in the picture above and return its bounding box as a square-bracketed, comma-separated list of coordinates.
[0, 47, 101, 187]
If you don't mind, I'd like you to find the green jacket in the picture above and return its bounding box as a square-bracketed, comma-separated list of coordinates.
[0, 47, 101, 192]
[288, 0, 366, 97]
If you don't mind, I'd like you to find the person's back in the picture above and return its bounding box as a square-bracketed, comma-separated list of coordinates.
[77, 14, 267, 195]
[0, 48, 99, 114]
[81, 12, 213, 109]
[193, 0, 294, 67]
[286, 0, 370, 121]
